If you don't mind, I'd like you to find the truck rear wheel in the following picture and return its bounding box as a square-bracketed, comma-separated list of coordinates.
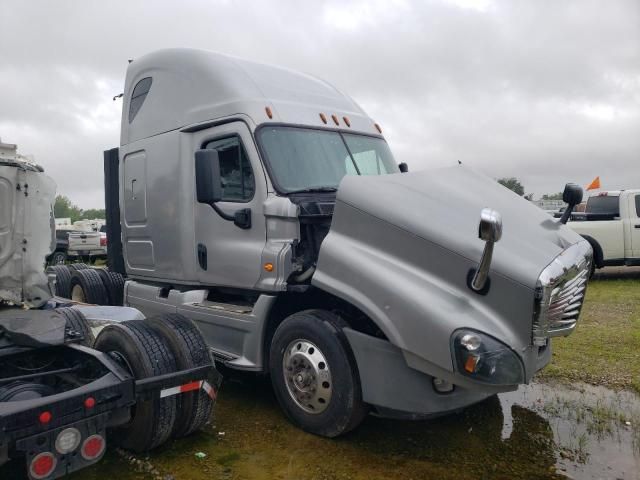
[57, 307, 95, 346]
[67, 263, 89, 271]
[95, 268, 125, 306]
[94, 320, 178, 452]
[147, 313, 215, 438]
[269, 310, 367, 437]
[69, 269, 109, 305]
[47, 265, 72, 298]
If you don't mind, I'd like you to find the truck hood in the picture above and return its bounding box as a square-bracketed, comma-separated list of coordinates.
[329, 166, 582, 289]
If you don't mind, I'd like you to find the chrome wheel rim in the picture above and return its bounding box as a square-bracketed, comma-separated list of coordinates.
[71, 285, 86, 303]
[282, 339, 332, 414]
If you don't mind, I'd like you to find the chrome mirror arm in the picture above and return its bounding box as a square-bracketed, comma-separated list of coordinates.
[471, 240, 495, 291]
[471, 208, 502, 292]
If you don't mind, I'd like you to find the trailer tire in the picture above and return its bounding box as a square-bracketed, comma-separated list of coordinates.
[67, 263, 89, 271]
[94, 320, 178, 452]
[94, 268, 125, 306]
[47, 265, 72, 298]
[147, 313, 215, 438]
[269, 309, 367, 437]
[57, 307, 94, 346]
[69, 269, 110, 305]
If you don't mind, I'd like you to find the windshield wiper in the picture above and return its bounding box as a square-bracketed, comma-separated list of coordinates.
[286, 187, 338, 194]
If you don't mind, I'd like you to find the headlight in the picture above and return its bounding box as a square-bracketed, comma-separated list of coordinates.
[452, 329, 524, 385]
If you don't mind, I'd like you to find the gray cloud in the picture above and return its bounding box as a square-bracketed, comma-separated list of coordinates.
[1, 0, 638, 207]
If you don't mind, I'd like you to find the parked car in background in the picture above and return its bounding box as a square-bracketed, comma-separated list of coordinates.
[67, 228, 107, 261]
[46, 228, 74, 265]
[47, 225, 108, 265]
[568, 190, 640, 275]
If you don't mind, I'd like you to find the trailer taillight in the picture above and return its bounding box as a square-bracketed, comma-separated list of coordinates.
[100, 236, 107, 247]
[29, 452, 57, 479]
[81, 434, 106, 461]
[38, 411, 52, 425]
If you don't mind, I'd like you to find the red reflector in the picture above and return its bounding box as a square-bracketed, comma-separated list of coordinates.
[30, 452, 57, 479]
[180, 381, 201, 393]
[81, 434, 106, 460]
[39, 411, 52, 424]
[84, 397, 96, 409]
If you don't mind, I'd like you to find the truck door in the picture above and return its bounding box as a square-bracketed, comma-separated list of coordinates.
[630, 193, 640, 258]
[192, 121, 267, 288]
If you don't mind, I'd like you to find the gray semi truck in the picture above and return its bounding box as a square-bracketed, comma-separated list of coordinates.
[99, 48, 592, 437]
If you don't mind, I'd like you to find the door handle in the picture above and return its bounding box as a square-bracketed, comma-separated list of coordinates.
[635, 225, 640, 229]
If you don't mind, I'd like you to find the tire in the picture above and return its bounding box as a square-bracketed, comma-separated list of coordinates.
[56, 307, 94, 346]
[69, 269, 110, 305]
[67, 263, 89, 271]
[147, 314, 215, 438]
[46, 265, 72, 298]
[94, 268, 125, 306]
[269, 309, 367, 437]
[94, 320, 178, 452]
[50, 250, 67, 265]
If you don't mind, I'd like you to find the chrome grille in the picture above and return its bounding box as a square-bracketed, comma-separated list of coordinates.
[532, 240, 592, 346]
[547, 265, 589, 335]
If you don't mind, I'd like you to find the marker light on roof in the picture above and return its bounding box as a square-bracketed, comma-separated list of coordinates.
[343, 116, 351, 127]
[265, 106, 273, 119]
[319, 113, 327, 124]
[331, 114, 339, 126]
[374, 123, 382, 133]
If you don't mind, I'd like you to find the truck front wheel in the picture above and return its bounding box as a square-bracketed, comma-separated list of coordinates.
[269, 310, 367, 437]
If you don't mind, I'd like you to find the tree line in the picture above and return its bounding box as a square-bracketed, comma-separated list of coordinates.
[496, 178, 562, 201]
[54, 195, 105, 222]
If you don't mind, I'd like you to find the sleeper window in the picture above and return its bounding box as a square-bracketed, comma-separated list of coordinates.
[204, 136, 255, 202]
[129, 77, 153, 123]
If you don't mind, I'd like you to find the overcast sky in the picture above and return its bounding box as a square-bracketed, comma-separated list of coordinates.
[1, 0, 638, 208]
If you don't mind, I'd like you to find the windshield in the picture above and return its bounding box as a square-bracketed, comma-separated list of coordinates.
[257, 126, 398, 193]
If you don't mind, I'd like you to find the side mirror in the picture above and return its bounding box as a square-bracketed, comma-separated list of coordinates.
[398, 162, 409, 173]
[562, 183, 583, 206]
[195, 149, 223, 204]
[559, 183, 583, 224]
[471, 208, 502, 292]
[194, 149, 252, 230]
[478, 208, 503, 243]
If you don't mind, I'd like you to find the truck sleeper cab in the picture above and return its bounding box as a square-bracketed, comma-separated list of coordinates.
[107, 48, 592, 437]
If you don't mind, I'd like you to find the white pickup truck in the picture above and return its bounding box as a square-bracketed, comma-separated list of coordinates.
[568, 190, 640, 275]
[67, 225, 108, 260]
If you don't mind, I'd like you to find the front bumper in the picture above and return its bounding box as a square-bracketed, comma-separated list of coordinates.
[344, 328, 493, 417]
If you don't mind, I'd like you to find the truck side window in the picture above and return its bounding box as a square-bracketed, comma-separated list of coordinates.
[636, 195, 640, 217]
[204, 136, 255, 202]
[129, 77, 153, 123]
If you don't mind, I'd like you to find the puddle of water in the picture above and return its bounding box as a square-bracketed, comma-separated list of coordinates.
[2, 376, 638, 479]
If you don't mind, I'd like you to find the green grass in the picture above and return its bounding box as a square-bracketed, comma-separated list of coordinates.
[537, 278, 640, 393]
